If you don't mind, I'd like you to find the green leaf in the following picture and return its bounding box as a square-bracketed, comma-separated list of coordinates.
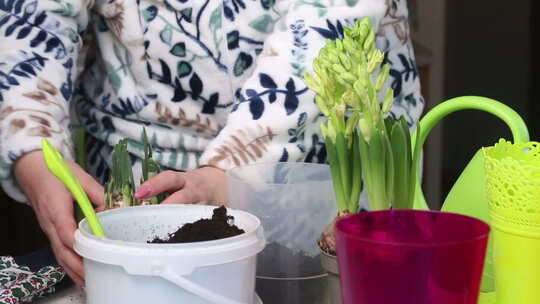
[22, 282, 34, 292]
[105, 62, 121, 90]
[160, 27, 173, 45]
[348, 132, 362, 212]
[227, 30, 239, 49]
[170, 42, 186, 57]
[141, 134, 150, 181]
[233, 52, 253, 76]
[249, 14, 274, 33]
[325, 136, 347, 212]
[66, 28, 79, 43]
[176, 61, 192, 77]
[106, 139, 136, 207]
[52, 3, 74, 16]
[50, 272, 63, 280]
[142, 6, 157, 22]
[335, 132, 351, 205]
[210, 5, 222, 30]
[73, 127, 86, 170]
[33, 277, 45, 284]
[181, 8, 193, 22]
[383, 131, 394, 209]
[390, 120, 409, 209]
[410, 123, 422, 208]
[318, 8, 328, 17]
[346, 0, 359, 6]
[261, 0, 275, 10]
[360, 131, 389, 210]
[12, 287, 26, 298]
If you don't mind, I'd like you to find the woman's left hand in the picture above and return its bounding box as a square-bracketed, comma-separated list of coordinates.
[134, 166, 228, 205]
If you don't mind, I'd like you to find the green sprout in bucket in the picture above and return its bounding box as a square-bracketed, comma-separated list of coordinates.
[140, 129, 165, 204]
[304, 17, 420, 254]
[105, 138, 136, 209]
[105, 129, 164, 209]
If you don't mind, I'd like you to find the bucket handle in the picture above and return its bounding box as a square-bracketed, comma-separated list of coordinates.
[159, 266, 250, 304]
[412, 96, 530, 210]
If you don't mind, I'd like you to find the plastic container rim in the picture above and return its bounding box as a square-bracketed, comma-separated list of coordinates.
[335, 210, 491, 248]
[77, 204, 262, 249]
[226, 161, 331, 186]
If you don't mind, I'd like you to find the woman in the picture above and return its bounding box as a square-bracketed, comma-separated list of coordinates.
[0, 0, 423, 286]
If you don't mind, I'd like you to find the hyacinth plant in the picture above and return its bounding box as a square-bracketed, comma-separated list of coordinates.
[105, 130, 164, 209]
[304, 17, 420, 254]
[140, 129, 166, 204]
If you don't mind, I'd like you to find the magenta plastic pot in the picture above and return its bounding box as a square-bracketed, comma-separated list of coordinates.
[335, 210, 489, 304]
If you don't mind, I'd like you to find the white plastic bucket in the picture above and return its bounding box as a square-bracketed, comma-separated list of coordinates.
[74, 205, 265, 304]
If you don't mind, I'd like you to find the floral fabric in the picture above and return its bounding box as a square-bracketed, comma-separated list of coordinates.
[0, 256, 65, 304]
[0, 0, 423, 201]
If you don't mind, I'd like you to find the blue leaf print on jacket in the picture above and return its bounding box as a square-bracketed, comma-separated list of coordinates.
[310, 19, 345, 40]
[235, 75, 309, 118]
[284, 78, 299, 115]
[385, 54, 419, 97]
[172, 78, 188, 102]
[304, 133, 327, 164]
[201, 92, 219, 114]
[142, 5, 158, 22]
[111, 96, 149, 117]
[290, 19, 308, 77]
[259, 73, 277, 89]
[0, 50, 47, 99]
[60, 58, 73, 100]
[189, 73, 203, 100]
[287, 111, 307, 143]
[246, 89, 264, 120]
[223, 0, 246, 21]
[279, 148, 289, 162]
[233, 52, 253, 76]
[0, 0, 69, 60]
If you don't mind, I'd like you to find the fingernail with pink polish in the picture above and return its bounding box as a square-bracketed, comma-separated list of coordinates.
[135, 186, 150, 198]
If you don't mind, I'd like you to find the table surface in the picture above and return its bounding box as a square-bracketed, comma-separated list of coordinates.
[35, 287, 496, 304]
[35, 287, 85, 304]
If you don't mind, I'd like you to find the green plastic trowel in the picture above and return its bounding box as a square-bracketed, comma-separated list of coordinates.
[411, 96, 530, 292]
[42, 139, 105, 237]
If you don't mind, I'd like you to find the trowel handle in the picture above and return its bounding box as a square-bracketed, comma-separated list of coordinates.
[412, 96, 530, 210]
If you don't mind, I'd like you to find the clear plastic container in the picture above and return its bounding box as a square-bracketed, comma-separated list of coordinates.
[226, 162, 338, 304]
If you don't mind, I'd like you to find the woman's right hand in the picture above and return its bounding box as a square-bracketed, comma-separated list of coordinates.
[14, 150, 105, 286]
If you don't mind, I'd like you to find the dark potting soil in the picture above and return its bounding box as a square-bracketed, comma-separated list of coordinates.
[257, 242, 322, 277]
[256, 242, 327, 304]
[148, 206, 245, 243]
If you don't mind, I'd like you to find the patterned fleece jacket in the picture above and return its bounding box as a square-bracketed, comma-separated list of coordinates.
[0, 0, 423, 202]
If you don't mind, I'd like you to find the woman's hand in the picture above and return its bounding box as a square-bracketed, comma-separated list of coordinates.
[14, 150, 105, 286]
[135, 166, 228, 205]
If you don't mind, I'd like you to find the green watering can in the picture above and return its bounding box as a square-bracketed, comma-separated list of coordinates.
[410, 96, 530, 293]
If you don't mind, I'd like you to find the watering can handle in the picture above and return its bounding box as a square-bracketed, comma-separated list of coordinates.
[159, 267, 253, 304]
[412, 96, 530, 210]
